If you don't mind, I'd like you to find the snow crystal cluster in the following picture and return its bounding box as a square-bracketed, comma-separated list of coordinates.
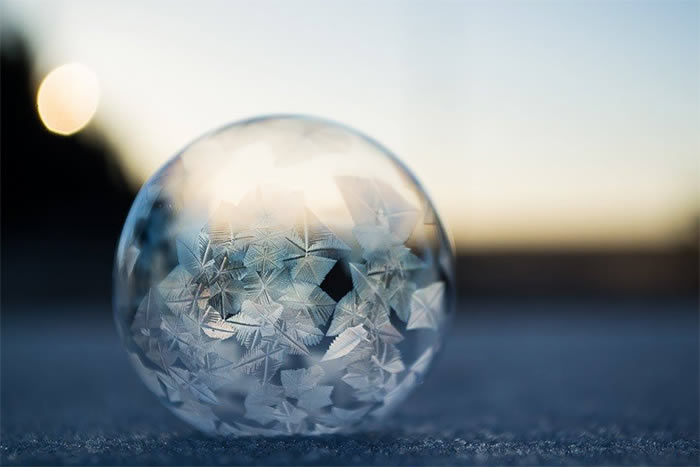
[114, 116, 453, 436]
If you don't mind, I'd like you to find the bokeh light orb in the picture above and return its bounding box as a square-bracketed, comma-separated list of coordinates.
[36, 63, 99, 135]
[113, 116, 455, 435]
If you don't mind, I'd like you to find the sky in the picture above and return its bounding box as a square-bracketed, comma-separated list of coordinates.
[2, 0, 698, 249]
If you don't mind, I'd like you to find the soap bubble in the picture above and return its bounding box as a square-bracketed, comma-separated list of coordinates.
[113, 115, 454, 435]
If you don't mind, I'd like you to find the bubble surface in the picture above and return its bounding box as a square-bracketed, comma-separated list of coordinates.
[113, 115, 454, 435]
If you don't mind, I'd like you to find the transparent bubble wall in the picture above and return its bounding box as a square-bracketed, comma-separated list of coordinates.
[113, 116, 455, 435]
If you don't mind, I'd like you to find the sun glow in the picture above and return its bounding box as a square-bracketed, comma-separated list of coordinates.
[36, 63, 99, 135]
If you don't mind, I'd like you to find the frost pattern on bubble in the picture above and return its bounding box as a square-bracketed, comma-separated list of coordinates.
[116, 117, 453, 436]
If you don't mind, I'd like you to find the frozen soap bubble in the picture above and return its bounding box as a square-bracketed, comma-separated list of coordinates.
[113, 115, 455, 435]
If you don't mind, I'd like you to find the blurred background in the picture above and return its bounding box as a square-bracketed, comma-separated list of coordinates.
[1, 1, 698, 464]
[1, 0, 697, 303]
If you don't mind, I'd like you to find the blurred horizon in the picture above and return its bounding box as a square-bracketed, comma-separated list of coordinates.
[2, 0, 698, 251]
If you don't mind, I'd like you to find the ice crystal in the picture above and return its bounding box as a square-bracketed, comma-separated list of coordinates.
[387, 276, 416, 322]
[176, 229, 216, 284]
[371, 343, 405, 374]
[233, 343, 285, 381]
[280, 366, 325, 398]
[335, 176, 420, 242]
[367, 309, 403, 344]
[244, 382, 285, 424]
[207, 276, 245, 318]
[281, 366, 334, 411]
[242, 268, 291, 305]
[157, 266, 210, 316]
[132, 289, 165, 337]
[125, 179, 448, 433]
[279, 281, 336, 326]
[407, 282, 446, 330]
[287, 254, 336, 285]
[348, 263, 390, 312]
[322, 324, 370, 361]
[244, 243, 285, 273]
[326, 291, 371, 336]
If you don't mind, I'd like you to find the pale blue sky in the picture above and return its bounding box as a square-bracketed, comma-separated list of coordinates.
[3, 0, 698, 248]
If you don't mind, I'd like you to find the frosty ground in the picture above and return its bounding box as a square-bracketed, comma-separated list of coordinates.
[1, 299, 697, 465]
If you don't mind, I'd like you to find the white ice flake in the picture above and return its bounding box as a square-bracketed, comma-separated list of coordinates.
[386, 276, 416, 322]
[238, 345, 284, 382]
[341, 342, 403, 402]
[297, 386, 334, 411]
[280, 366, 333, 411]
[278, 281, 336, 326]
[176, 228, 216, 284]
[366, 245, 425, 282]
[368, 309, 404, 345]
[244, 382, 285, 424]
[288, 208, 350, 257]
[371, 344, 405, 374]
[157, 266, 211, 316]
[159, 299, 220, 369]
[335, 176, 420, 242]
[168, 365, 219, 404]
[207, 275, 245, 318]
[242, 268, 291, 305]
[243, 243, 286, 273]
[195, 346, 249, 391]
[132, 288, 165, 337]
[273, 400, 308, 431]
[322, 324, 369, 361]
[207, 201, 245, 246]
[237, 226, 289, 253]
[200, 306, 239, 340]
[280, 366, 325, 398]
[286, 254, 336, 285]
[279, 308, 325, 349]
[282, 208, 348, 284]
[407, 281, 445, 330]
[348, 263, 390, 312]
[352, 224, 403, 261]
[205, 301, 281, 347]
[341, 371, 370, 391]
[232, 300, 314, 356]
[326, 291, 372, 336]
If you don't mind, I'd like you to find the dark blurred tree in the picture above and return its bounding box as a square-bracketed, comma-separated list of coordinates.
[1, 29, 135, 304]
